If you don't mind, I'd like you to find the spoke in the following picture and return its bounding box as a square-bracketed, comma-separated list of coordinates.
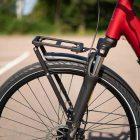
[88, 88, 106, 107]
[58, 107, 67, 124]
[27, 83, 54, 127]
[84, 121, 129, 126]
[68, 75, 74, 94]
[18, 90, 52, 132]
[54, 74, 66, 123]
[51, 74, 67, 124]
[10, 97, 58, 125]
[5, 106, 49, 127]
[32, 125, 68, 140]
[87, 109, 126, 117]
[1, 116, 46, 133]
[92, 96, 115, 110]
[60, 108, 66, 123]
[58, 104, 61, 124]
[91, 116, 127, 130]
[60, 75, 74, 122]
[0, 126, 40, 139]
[87, 106, 121, 130]
[38, 78, 60, 122]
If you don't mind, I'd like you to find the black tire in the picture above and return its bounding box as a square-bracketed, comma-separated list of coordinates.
[0, 60, 140, 140]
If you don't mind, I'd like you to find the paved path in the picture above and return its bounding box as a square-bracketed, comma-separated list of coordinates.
[0, 35, 139, 139]
[0, 35, 139, 99]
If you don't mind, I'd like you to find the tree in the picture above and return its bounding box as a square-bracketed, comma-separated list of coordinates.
[16, 0, 25, 20]
[55, 0, 61, 25]
[0, 0, 15, 16]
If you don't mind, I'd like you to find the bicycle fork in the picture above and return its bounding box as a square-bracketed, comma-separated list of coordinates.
[68, 37, 117, 139]
[33, 36, 117, 139]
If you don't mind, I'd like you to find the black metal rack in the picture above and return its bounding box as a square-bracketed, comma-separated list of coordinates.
[32, 36, 90, 53]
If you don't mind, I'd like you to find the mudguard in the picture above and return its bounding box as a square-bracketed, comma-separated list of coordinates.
[46, 52, 140, 105]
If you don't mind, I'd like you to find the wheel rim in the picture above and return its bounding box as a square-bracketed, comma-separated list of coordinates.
[0, 71, 135, 140]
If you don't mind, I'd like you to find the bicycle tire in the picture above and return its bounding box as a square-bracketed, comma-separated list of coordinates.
[0, 59, 139, 140]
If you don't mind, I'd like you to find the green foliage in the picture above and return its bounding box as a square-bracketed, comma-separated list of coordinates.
[32, 0, 56, 21]
[0, 0, 15, 14]
[0, 16, 56, 34]
[135, 0, 140, 3]
[0, 0, 140, 34]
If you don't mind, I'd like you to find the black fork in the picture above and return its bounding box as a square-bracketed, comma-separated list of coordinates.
[32, 36, 117, 140]
[67, 37, 117, 139]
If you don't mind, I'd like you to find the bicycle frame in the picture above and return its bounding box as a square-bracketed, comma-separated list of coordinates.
[32, 0, 140, 139]
[106, 0, 140, 59]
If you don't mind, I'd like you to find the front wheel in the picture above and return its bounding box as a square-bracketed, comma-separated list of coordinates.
[0, 60, 140, 140]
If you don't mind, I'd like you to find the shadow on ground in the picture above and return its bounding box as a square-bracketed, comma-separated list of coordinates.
[88, 131, 130, 140]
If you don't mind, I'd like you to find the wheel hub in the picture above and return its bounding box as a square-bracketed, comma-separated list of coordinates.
[57, 126, 69, 140]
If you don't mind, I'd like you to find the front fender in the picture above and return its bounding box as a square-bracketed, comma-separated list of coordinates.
[45, 52, 140, 106]
[45, 52, 88, 64]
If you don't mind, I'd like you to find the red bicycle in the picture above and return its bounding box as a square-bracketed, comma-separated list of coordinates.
[0, 0, 140, 139]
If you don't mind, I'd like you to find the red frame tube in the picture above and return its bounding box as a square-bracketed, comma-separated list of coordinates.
[106, 0, 140, 58]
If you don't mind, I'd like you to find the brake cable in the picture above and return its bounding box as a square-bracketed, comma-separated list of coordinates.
[89, 0, 101, 53]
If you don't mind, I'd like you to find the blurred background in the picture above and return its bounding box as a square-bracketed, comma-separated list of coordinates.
[0, 1, 140, 139]
[0, 0, 140, 35]
[0, 0, 140, 96]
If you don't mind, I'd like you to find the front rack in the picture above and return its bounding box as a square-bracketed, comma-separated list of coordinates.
[32, 36, 91, 53]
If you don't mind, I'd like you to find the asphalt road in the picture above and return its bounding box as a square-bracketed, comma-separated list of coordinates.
[0, 35, 139, 98]
[0, 35, 139, 139]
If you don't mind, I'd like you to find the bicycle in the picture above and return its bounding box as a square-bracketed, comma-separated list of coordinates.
[0, 0, 140, 139]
